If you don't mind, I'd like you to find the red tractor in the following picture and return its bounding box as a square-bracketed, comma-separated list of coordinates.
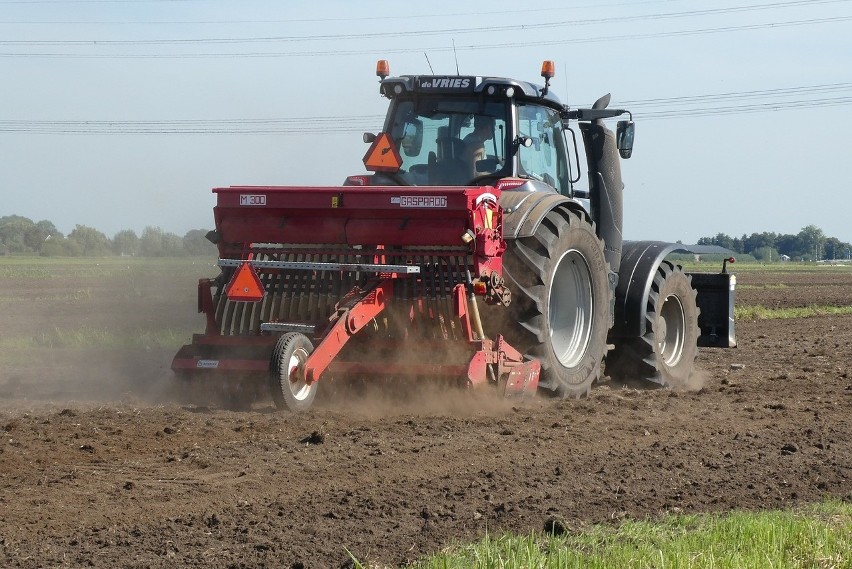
[172, 61, 736, 410]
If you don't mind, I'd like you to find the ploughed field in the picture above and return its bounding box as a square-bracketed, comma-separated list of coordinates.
[1, 260, 850, 568]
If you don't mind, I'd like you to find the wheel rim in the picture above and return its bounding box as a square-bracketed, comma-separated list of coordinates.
[286, 347, 313, 402]
[658, 294, 686, 367]
[549, 249, 594, 368]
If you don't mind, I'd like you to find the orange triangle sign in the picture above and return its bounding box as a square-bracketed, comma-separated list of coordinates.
[225, 262, 265, 302]
[363, 132, 402, 172]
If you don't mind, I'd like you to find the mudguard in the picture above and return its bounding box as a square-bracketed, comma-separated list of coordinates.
[611, 240, 736, 347]
[611, 240, 678, 338]
[498, 183, 573, 239]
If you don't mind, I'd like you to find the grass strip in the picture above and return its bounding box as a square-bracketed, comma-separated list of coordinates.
[0, 256, 216, 279]
[0, 326, 193, 351]
[394, 499, 851, 569]
[736, 304, 852, 320]
[678, 261, 852, 273]
[736, 283, 789, 290]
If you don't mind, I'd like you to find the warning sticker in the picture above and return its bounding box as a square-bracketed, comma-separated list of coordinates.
[363, 132, 402, 172]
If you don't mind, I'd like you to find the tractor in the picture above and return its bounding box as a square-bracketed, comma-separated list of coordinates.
[172, 60, 736, 410]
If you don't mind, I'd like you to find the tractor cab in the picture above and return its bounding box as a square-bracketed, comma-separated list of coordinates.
[360, 61, 581, 197]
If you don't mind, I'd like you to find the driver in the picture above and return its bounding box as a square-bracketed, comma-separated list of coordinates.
[463, 115, 495, 179]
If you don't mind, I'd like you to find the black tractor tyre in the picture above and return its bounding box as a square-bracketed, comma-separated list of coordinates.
[499, 208, 612, 398]
[270, 332, 317, 412]
[606, 261, 700, 388]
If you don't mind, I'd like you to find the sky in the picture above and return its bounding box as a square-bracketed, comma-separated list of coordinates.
[1, 0, 850, 245]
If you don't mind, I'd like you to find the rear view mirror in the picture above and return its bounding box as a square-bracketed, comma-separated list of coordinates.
[475, 157, 500, 173]
[400, 118, 423, 157]
[616, 120, 635, 159]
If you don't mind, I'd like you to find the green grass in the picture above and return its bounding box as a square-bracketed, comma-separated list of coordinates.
[0, 325, 192, 351]
[0, 288, 94, 303]
[0, 255, 217, 279]
[394, 500, 851, 569]
[737, 283, 789, 290]
[736, 304, 852, 320]
[678, 260, 852, 273]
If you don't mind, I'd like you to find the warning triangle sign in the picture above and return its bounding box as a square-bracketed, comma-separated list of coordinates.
[363, 132, 402, 172]
[225, 262, 265, 302]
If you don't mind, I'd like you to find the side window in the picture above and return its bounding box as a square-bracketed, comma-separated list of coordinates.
[517, 104, 570, 193]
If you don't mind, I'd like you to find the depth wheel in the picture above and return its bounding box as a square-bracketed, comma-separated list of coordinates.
[500, 208, 612, 398]
[606, 261, 699, 387]
[270, 332, 317, 412]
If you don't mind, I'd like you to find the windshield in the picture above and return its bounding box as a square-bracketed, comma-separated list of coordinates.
[387, 98, 509, 186]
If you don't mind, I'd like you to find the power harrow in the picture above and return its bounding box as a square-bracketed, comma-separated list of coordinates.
[172, 185, 540, 410]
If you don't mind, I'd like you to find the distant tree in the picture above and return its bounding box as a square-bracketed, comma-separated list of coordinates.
[752, 246, 779, 262]
[797, 225, 825, 261]
[67, 225, 111, 256]
[713, 233, 734, 250]
[775, 233, 798, 258]
[162, 232, 185, 256]
[140, 226, 164, 256]
[140, 226, 186, 256]
[40, 238, 64, 257]
[697, 232, 734, 250]
[113, 229, 140, 256]
[823, 237, 852, 261]
[0, 215, 35, 253]
[40, 235, 81, 257]
[183, 229, 216, 256]
[741, 232, 777, 255]
[23, 225, 50, 253]
[731, 236, 744, 254]
[35, 219, 61, 238]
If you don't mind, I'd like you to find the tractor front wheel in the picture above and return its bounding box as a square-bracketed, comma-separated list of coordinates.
[270, 332, 317, 412]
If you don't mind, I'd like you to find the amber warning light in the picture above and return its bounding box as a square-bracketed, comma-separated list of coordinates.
[376, 59, 390, 79]
[540, 60, 555, 80]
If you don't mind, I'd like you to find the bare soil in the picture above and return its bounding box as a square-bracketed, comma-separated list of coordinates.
[1, 266, 850, 568]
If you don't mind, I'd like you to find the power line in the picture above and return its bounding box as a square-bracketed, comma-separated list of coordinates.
[0, 0, 686, 24]
[0, 0, 200, 3]
[616, 82, 852, 106]
[3, 82, 850, 134]
[633, 95, 852, 120]
[1, 0, 847, 45]
[2, 15, 849, 59]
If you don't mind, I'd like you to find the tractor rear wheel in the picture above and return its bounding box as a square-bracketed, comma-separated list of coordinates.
[500, 208, 612, 398]
[270, 332, 317, 412]
[606, 261, 699, 387]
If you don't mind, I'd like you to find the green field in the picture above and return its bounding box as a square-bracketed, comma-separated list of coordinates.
[397, 500, 851, 569]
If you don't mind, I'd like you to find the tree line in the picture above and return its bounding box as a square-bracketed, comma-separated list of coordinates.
[0, 215, 216, 257]
[2, 214, 850, 262]
[697, 225, 852, 262]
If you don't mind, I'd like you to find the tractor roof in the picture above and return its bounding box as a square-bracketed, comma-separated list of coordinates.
[379, 74, 566, 111]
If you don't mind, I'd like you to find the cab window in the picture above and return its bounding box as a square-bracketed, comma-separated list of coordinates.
[387, 98, 508, 186]
[517, 104, 571, 194]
